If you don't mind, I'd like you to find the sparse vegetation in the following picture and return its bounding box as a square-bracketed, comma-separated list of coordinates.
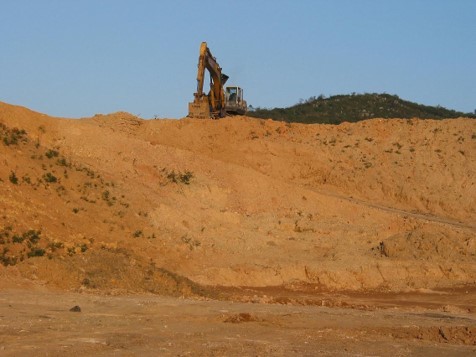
[9, 171, 18, 185]
[0, 228, 45, 265]
[45, 149, 59, 159]
[101, 190, 115, 206]
[56, 157, 70, 167]
[181, 235, 201, 250]
[48, 241, 64, 251]
[164, 169, 194, 185]
[12, 234, 25, 243]
[27, 248, 46, 257]
[43, 172, 58, 183]
[22, 174, 31, 184]
[133, 230, 143, 238]
[80, 167, 97, 178]
[1, 123, 28, 145]
[24, 230, 41, 244]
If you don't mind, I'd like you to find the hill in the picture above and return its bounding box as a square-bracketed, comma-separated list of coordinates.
[248, 93, 476, 123]
[1, 101, 475, 354]
[0, 101, 474, 296]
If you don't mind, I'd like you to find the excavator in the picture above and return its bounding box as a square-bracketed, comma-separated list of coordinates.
[188, 42, 247, 118]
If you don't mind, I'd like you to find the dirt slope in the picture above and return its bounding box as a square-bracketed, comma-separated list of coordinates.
[0, 101, 475, 294]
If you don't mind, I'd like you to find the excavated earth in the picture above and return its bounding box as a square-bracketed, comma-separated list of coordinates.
[0, 101, 475, 355]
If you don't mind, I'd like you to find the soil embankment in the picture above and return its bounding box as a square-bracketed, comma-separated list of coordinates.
[1, 102, 475, 294]
[1, 101, 475, 354]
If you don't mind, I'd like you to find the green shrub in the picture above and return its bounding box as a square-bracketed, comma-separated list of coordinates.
[48, 241, 64, 251]
[180, 171, 193, 185]
[24, 230, 41, 244]
[102, 190, 110, 200]
[56, 158, 69, 166]
[166, 170, 194, 185]
[28, 248, 45, 257]
[12, 235, 24, 243]
[43, 172, 57, 183]
[1, 126, 27, 146]
[9, 172, 18, 185]
[45, 149, 59, 159]
[101, 190, 115, 206]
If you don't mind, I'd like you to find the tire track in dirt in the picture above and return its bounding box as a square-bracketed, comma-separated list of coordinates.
[310, 187, 476, 231]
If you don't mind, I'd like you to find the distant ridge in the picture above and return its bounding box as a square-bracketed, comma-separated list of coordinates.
[248, 93, 476, 124]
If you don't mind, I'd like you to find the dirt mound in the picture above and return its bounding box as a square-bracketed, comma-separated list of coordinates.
[0, 101, 475, 294]
[30, 249, 212, 297]
[223, 312, 261, 323]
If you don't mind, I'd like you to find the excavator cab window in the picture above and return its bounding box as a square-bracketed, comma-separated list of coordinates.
[226, 87, 238, 103]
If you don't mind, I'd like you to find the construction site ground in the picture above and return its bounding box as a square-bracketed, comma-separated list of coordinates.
[0, 101, 475, 355]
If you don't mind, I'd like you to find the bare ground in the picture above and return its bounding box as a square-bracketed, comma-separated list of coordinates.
[0, 101, 475, 355]
[0, 288, 475, 356]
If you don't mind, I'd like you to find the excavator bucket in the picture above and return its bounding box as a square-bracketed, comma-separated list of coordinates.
[188, 96, 210, 119]
[221, 73, 229, 85]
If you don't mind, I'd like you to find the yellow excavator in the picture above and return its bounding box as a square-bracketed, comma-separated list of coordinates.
[188, 42, 247, 118]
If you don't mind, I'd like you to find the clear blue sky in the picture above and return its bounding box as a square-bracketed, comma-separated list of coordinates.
[1, 0, 475, 118]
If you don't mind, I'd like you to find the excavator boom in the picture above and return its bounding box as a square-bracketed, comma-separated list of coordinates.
[188, 42, 227, 118]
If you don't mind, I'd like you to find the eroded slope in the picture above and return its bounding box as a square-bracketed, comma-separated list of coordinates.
[0, 102, 475, 293]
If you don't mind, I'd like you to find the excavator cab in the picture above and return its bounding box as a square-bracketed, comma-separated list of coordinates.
[225, 86, 247, 115]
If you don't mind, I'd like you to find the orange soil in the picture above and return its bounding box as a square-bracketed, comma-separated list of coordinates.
[0, 101, 474, 294]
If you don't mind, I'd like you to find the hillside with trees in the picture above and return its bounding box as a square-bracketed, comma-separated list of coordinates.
[248, 93, 476, 124]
